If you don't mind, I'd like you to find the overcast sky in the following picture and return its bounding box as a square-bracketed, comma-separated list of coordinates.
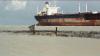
[0, 0, 100, 25]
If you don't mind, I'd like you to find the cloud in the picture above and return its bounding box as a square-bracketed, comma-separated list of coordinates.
[5, 0, 27, 10]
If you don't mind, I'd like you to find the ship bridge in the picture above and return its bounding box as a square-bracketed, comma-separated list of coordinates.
[38, 2, 60, 15]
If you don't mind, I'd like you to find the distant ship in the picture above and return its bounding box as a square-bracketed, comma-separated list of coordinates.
[35, 2, 100, 26]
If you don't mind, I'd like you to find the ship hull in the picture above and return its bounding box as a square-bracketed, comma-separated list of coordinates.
[37, 20, 99, 26]
[36, 19, 100, 26]
[35, 13, 100, 26]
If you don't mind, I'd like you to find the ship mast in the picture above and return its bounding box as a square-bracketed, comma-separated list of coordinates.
[54, 0, 56, 7]
[85, 2, 88, 12]
[78, 1, 81, 12]
[36, 6, 39, 14]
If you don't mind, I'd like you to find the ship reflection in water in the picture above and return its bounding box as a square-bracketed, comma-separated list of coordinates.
[35, 2, 100, 26]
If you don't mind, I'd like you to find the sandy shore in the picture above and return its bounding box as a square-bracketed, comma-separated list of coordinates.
[0, 32, 100, 56]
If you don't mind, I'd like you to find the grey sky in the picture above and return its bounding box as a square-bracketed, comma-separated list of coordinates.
[0, 0, 100, 25]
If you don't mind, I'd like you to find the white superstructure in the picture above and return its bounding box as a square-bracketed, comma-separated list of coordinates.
[37, 2, 60, 15]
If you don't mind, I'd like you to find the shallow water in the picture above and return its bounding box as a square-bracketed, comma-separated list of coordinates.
[0, 25, 100, 56]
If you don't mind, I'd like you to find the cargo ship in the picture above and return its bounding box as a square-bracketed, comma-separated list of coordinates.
[35, 2, 100, 26]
